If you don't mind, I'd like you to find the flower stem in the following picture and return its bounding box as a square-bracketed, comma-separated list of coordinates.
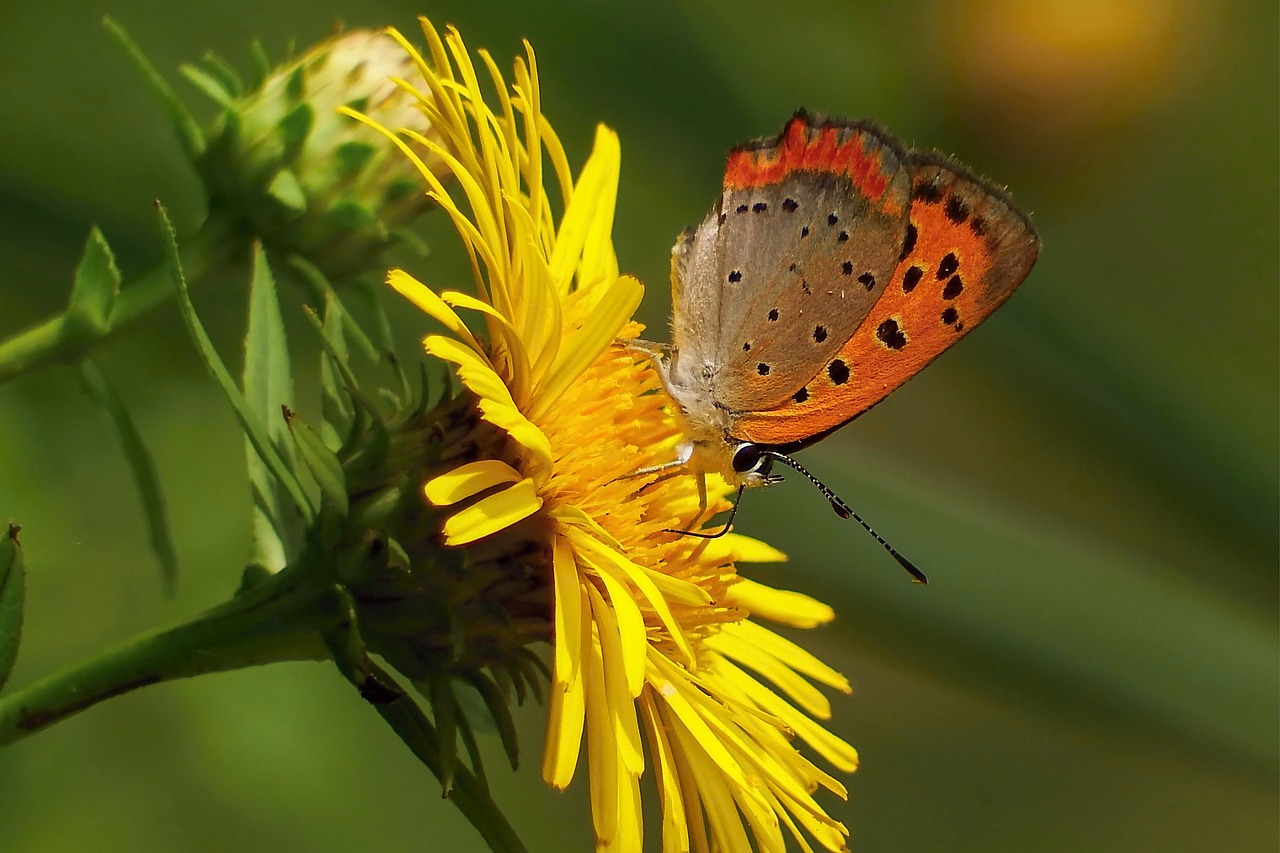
[0, 215, 245, 388]
[0, 564, 329, 746]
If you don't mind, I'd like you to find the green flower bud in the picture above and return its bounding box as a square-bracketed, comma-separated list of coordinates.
[197, 29, 444, 281]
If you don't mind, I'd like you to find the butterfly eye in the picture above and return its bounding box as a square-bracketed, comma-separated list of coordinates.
[731, 442, 771, 475]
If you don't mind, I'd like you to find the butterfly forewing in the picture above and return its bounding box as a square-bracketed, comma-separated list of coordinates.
[672, 113, 912, 413]
[732, 152, 1041, 448]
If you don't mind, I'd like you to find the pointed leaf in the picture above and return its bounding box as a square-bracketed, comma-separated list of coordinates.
[66, 228, 120, 335]
[278, 102, 314, 166]
[430, 675, 459, 796]
[102, 16, 205, 161]
[198, 50, 245, 99]
[319, 297, 353, 443]
[0, 523, 25, 691]
[79, 359, 179, 594]
[243, 246, 299, 571]
[267, 169, 307, 214]
[461, 671, 520, 771]
[178, 63, 236, 109]
[247, 40, 271, 89]
[455, 710, 488, 792]
[285, 64, 306, 102]
[286, 255, 378, 361]
[287, 411, 347, 518]
[334, 140, 377, 177]
[158, 202, 314, 524]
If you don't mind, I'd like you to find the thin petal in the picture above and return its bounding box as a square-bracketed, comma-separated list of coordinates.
[572, 528, 694, 667]
[726, 577, 836, 629]
[545, 569, 590, 789]
[552, 534, 583, 686]
[529, 274, 644, 422]
[387, 271, 482, 353]
[701, 533, 789, 565]
[725, 620, 851, 694]
[707, 629, 833, 719]
[595, 564, 648, 697]
[475, 398, 553, 483]
[549, 124, 620, 293]
[423, 459, 522, 506]
[638, 695, 690, 853]
[423, 335, 512, 404]
[587, 584, 645, 775]
[441, 479, 542, 545]
[585, 619, 619, 845]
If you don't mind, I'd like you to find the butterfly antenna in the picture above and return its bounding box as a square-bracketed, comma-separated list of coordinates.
[664, 484, 747, 539]
[762, 451, 928, 585]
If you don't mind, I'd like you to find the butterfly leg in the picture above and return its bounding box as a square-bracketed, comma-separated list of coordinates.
[616, 439, 694, 482]
[616, 338, 672, 358]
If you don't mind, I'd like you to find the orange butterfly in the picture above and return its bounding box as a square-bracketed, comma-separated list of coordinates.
[648, 111, 1040, 581]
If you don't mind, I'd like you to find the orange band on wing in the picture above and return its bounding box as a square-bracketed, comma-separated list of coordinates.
[724, 117, 892, 202]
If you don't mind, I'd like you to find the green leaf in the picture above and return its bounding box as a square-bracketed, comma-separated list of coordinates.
[285, 64, 306, 103]
[66, 228, 120, 336]
[178, 63, 236, 109]
[0, 523, 25, 691]
[333, 140, 377, 177]
[277, 102, 314, 165]
[158, 202, 314, 525]
[243, 246, 300, 571]
[79, 359, 179, 594]
[318, 296, 354, 445]
[102, 16, 205, 161]
[455, 711, 488, 792]
[429, 675, 459, 797]
[197, 50, 245, 99]
[287, 256, 378, 362]
[287, 412, 347, 520]
[267, 169, 307, 214]
[460, 671, 520, 771]
[247, 40, 271, 90]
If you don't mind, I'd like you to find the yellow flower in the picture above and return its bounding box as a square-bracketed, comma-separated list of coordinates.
[350, 18, 858, 852]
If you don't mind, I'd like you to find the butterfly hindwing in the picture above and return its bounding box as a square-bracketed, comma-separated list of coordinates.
[733, 152, 1041, 448]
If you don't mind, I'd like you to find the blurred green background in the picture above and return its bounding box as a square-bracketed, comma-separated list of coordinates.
[0, 0, 1275, 850]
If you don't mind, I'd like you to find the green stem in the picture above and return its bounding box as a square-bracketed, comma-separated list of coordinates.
[0, 215, 245, 387]
[0, 564, 330, 746]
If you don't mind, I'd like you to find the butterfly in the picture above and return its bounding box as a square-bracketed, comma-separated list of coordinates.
[646, 111, 1041, 580]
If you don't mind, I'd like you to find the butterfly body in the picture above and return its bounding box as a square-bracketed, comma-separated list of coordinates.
[654, 111, 1040, 490]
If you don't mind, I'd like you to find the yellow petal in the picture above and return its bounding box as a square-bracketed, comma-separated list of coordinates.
[700, 533, 789, 565]
[423, 459, 522, 507]
[638, 696, 690, 853]
[587, 584, 645, 775]
[529, 274, 643, 422]
[595, 564, 648, 697]
[388, 271, 483, 353]
[545, 571, 590, 789]
[549, 124, 620, 293]
[646, 656, 752, 791]
[645, 568, 714, 607]
[441, 479, 542, 545]
[423, 335, 512, 404]
[475, 398, 554, 483]
[726, 577, 835, 629]
[571, 528, 694, 668]
[585, 619, 619, 845]
[727, 620, 850, 694]
[707, 630, 832, 719]
[725, 661, 860, 774]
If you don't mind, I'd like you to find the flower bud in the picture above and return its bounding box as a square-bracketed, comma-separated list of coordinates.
[198, 29, 445, 281]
